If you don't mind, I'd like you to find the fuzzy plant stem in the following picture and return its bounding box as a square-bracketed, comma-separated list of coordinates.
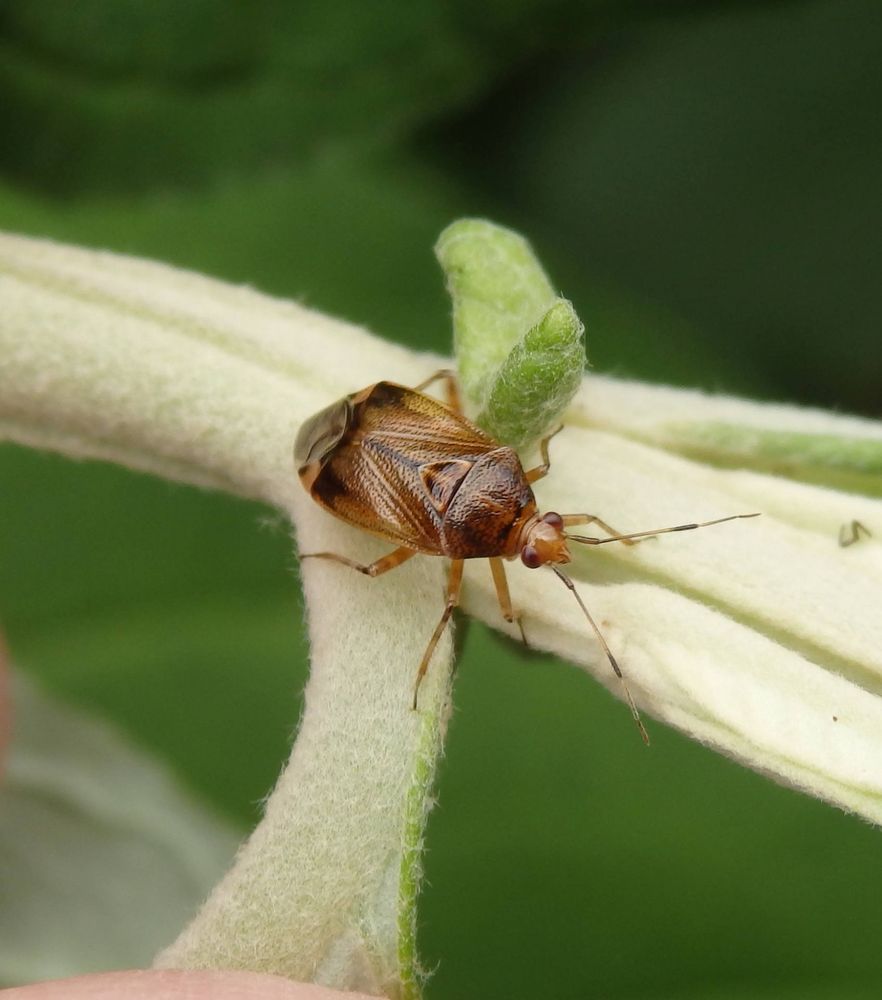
[4, 223, 882, 997]
[0, 233, 455, 997]
[0, 222, 585, 998]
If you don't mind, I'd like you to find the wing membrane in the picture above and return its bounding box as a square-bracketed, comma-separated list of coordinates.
[309, 382, 495, 552]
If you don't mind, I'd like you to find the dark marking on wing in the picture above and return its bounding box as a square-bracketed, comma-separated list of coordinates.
[301, 381, 502, 553]
[419, 460, 474, 515]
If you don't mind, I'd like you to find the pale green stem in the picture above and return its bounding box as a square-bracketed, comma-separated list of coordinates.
[0, 232, 454, 997]
[4, 226, 882, 1000]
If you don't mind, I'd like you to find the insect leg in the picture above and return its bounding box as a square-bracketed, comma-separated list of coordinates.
[300, 545, 417, 577]
[488, 557, 528, 646]
[839, 520, 872, 547]
[524, 426, 564, 484]
[566, 512, 760, 547]
[413, 558, 464, 709]
[413, 369, 463, 414]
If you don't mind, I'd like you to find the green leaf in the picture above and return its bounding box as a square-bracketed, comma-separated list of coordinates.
[0, 1, 563, 196]
[667, 421, 882, 497]
[566, 376, 882, 499]
[435, 218, 585, 445]
[481, 298, 584, 447]
[0, 157, 461, 356]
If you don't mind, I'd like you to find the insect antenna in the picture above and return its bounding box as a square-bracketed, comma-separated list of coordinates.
[550, 565, 650, 746]
[565, 512, 760, 547]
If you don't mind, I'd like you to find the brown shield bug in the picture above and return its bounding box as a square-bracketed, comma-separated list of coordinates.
[296, 370, 758, 743]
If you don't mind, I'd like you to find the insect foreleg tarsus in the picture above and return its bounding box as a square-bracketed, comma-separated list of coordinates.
[413, 369, 463, 414]
[489, 557, 528, 646]
[525, 426, 564, 484]
[300, 545, 417, 577]
[413, 558, 464, 709]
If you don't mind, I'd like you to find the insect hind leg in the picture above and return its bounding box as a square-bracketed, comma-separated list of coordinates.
[300, 545, 416, 577]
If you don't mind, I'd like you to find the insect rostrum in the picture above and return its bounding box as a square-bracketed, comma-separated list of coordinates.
[296, 371, 757, 743]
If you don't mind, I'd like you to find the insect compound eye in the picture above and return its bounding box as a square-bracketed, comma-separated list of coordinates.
[542, 511, 564, 529]
[521, 544, 542, 569]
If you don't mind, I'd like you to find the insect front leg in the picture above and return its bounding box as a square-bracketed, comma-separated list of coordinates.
[300, 545, 417, 577]
[414, 369, 463, 414]
[524, 426, 564, 484]
[413, 558, 464, 709]
[488, 557, 528, 646]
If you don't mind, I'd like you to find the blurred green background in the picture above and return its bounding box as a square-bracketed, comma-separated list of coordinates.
[2, 1, 882, 997]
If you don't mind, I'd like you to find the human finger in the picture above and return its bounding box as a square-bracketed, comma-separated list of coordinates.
[0, 969, 378, 999]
